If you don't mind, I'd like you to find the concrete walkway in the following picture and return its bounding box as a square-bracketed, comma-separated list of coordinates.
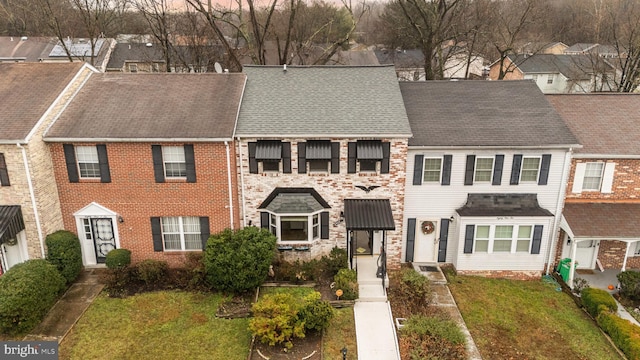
[412, 263, 482, 360]
[354, 256, 401, 360]
[23, 269, 104, 343]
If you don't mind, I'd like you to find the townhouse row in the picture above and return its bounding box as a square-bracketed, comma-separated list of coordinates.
[1, 62, 639, 286]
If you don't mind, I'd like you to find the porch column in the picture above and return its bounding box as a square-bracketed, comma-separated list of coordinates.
[568, 240, 578, 289]
[622, 241, 631, 272]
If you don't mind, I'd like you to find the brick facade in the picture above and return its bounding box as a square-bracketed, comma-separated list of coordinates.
[49, 141, 240, 267]
[238, 138, 408, 269]
[566, 158, 640, 201]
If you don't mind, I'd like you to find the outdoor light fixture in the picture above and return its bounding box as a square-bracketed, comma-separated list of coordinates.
[449, 216, 455, 222]
[118, 216, 124, 223]
[341, 347, 348, 360]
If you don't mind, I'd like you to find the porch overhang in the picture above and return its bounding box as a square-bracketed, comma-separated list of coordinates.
[344, 199, 395, 231]
[561, 203, 640, 242]
[456, 193, 554, 217]
[0, 206, 25, 245]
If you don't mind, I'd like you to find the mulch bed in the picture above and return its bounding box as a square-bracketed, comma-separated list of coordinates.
[251, 332, 322, 360]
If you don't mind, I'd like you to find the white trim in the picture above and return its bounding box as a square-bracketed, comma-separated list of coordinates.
[43, 137, 235, 143]
[408, 144, 582, 151]
[573, 154, 640, 159]
[601, 162, 616, 193]
[422, 157, 443, 183]
[571, 163, 586, 193]
[473, 156, 494, 183]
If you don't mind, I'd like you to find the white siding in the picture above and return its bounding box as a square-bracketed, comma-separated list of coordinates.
[402, 148, 570, 272]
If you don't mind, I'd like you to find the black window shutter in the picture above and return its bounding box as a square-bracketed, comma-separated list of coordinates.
[297, 142, 306, 174]
[442, 155, 452, 185]
[464, 155, 475, 185]
[381, 142, 391, 174]
[96, 144, 111, 183]
[538, 154, 551, 185]
[151, 145, 165, 183]
[199, 217, 210, 250]
[347, 142, 356, 173]
[406, 218, 416, 262]
[248, 142, 258, 174]
[63, 144, 79, 183]
[331, 142, 340, 174]
[0, 153, 10, 186]
[184, 144, 196, 183]
[464, 225, 474, 254]
[151, 217, 163, 252]
[531, 225, 543, 254]
[413, 155, 424, 185]
[492, 155, 504, 185]
[510, 154, 522, 185]
[438, 218, 449, 262]
[282, 142, 291, 173]
[260, 212, 269, 229]
[320, 212, 329, 239]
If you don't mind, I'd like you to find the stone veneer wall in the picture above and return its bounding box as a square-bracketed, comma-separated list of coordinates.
[238, 137, 408, 269]
[0, 66, 93, 260]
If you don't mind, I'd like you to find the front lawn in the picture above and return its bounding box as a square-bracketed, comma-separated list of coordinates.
[59, 291, 251, 360]
[447, 274, 622, 360]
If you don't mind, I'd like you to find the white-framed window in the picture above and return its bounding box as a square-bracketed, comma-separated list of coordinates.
[474, 157, 494, 182]
[547, 74, 554, 84]
[162, 146, 187, 178]
[82, 219, 93, 241]
[474, 225, 535, 253]
[633, 242, 640, 256]
[268, 211, 324, 242]
[582, 162, 604, 191]
[128, 63, 138, 73]
[423, 158, 442, 182]
[161, 216, 201, 251]
[520, 157, 541, 182]
[76, 146, 100, 178]
[312, 214, 320, 239]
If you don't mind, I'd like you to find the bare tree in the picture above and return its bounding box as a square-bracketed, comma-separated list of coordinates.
[134, 0, 176, 71]
[71, 0, 128, 66]
[604, 0, 640, 92]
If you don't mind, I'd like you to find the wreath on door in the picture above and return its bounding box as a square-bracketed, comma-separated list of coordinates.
[421, 221, 435, 235]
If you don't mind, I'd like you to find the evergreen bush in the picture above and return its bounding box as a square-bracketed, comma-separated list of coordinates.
[581, 287, 617, 317]
[105, 248, 131, 269]
[334, 268, 358, 300]
[45, 230, 83, 284]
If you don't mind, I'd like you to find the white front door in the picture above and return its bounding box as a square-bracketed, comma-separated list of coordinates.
[0, 230, 28, 272]
[414, 219, 438, 263]
[74, 202, 120, 266]
[575, 240, 598, 269]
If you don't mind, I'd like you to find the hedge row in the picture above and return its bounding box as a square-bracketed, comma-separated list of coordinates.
[597, 312, 640, 360]
[581, 287, 617, 317]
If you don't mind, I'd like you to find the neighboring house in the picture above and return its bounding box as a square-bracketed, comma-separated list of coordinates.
[488, 54, 616, 93]
[547, 94, 640, 286]
[375, 48, 486, 81]
[0, 36, 115, 71]
[540, 42, 569, 55]
[564, 43, 619, 58]
[0, 62, 96, 274]
[44, 72, 246, 267]
[235, 65, 412, 277]
[399, 80, 579, 278]
[105, 42, 224, 73]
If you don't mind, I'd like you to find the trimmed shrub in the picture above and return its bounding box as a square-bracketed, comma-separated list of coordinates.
[399, 268, 433, 312]
[204, 227, 277, 293]
[400, 314, 467, 360]
[298, 291, 334, 332]
[249, 293, 305, 349]
[597, 311, 640, 360]
[184, 252, 207, 289]
[618, 271, 640, 301]
[45, 230, 83, 284]
[581, 287, 617, 317]
[334, 268, 358, 300]
[135, 259, 168, 286]
[320, 247, 348, 277]
[105, 249, 131, 269]
[0, 260, 66, 335]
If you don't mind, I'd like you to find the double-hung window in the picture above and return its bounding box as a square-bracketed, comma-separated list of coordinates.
[520, 157, 541, 182]
[467, 224, 540, 254]
[582, 162, 604, 191]
[493, 225, 513, 252]
[162, 146, 187, 178]
[63, 144, 111, 183]
[76, 146, 101, 179]
[423, 158, 442, 182]
[516, 226, 532, 252]
[474, 226, 490, 253]
[152, 144, 196, 183]
[161, 216, 201, 251]
[474, 157, 494, 182]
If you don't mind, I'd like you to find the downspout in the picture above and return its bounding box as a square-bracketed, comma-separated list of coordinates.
[546, 149, 572, 275]
[237, 137, 247, 227]
[17, 143, 45, 258]
[224, 141, 234, 230]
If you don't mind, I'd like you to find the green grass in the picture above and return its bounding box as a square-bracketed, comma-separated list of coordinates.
[447, 275, 622, 360]
[59, 291, 251, 360]
[259, 285, 315, 298]
[322, 308, 357, 360]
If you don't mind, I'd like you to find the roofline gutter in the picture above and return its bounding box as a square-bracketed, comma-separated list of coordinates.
[408, 144, 583, 150]
[16, 143, 45, 259]
[573, 154, 640, 159]
[234, 133, 413, 139]
[26, 63, 95, 143]
[43, 137, 235, 143]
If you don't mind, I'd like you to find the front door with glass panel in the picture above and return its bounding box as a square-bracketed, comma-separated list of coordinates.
[354, 230, 372, 255]
[86, 218, 117, 263]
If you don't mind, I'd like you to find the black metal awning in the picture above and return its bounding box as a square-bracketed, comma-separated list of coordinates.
[306, 141, 331, 160]
[356, 141, 383, 160]
[456, 194, 553, 217]
[0, 206, 25, 244]
[344, 199, 395, 230]
[255, 141, 282, 160]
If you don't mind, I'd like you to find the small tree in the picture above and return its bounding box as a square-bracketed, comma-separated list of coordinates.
[204, 227, 277, 293]
[46, 230, 83, 284]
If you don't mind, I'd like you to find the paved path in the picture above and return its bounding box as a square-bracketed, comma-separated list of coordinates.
[354, 256, 401, 360]
[23, 269, 104, 343]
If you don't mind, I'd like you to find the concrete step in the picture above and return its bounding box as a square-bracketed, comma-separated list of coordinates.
[358, 275, 390, 287]
[358, 283, 387, 302]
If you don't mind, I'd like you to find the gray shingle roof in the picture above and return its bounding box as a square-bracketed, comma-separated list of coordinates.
[546, 94, 640, 155]
[45, 73, 246, 141]
[235, 65, 412, 137]
[563, 203, 640, 238]
[0, 62, 84, 142]
[508, 54, 614, 79]
[456, 194, 553, 217]
[400, 80, 579, 147]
